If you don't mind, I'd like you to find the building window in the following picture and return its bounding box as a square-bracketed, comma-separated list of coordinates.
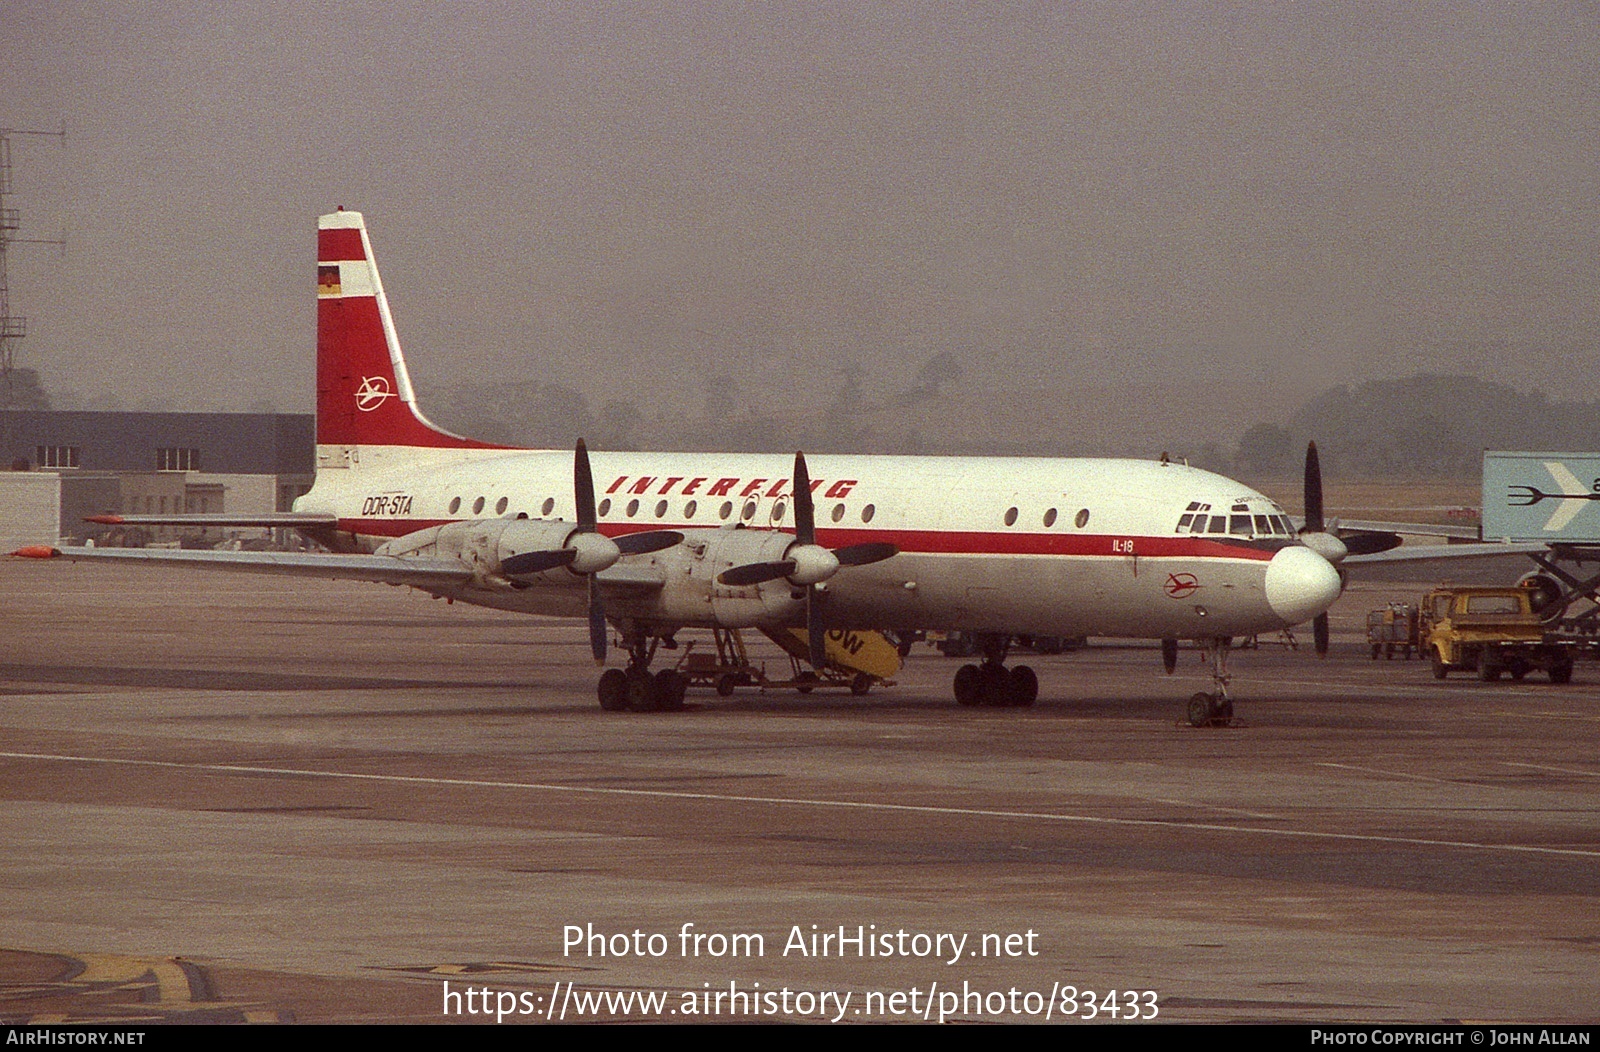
[157, 448, 200, 471]
[36, 445, 80, 468]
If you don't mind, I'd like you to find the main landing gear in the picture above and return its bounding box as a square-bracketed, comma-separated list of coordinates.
[952, 634, 1039, 708]
[596, 623, 687, 713]
[1186, 637, 1235, 728]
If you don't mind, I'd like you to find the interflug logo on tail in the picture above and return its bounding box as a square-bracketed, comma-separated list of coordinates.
[355, 376, 395, 412]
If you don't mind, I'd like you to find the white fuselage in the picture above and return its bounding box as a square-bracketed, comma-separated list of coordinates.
[297, 445, 1330, 640]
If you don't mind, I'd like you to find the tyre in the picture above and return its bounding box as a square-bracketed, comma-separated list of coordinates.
[715, 673, 738, 697]
[655, 669, 687, 711]
[597, 668, 628, 711]
[1431, 649, 1448, 680]
[1479, 659, 1501, 682]
[953, 664, 981, 706]
[850, 672, 873, 696]
[1550, 661, 1574, 685]
[624, 669, 658, 712]
[796, 670, 818, 695]
[1187, 692, 1213, 728]
[1008, 665, 1038, 707]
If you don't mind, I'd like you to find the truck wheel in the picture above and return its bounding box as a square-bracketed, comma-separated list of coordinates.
[1509, 660, 1529, 681]
[1479, 660, 1501, 682]
[1550, 661, 1574, 685]
[1431, 649, 1448, 680]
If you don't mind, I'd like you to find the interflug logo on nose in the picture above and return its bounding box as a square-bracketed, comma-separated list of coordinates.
[355, 376, 395, 412]
[1164, 572, 1200, 599]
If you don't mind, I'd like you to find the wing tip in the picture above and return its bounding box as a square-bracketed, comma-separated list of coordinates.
[11, 545, 61, 559]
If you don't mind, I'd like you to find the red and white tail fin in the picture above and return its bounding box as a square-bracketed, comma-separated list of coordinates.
[316, 209, 503, 454]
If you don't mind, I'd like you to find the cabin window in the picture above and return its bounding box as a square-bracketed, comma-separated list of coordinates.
[1466, 595, 1519, 614]
[742, 501, 757, 521]
[719, 501, 733, 520]
[626, 499, 640, 518]
[1044, 508, 1058, 527]
[684, 500, 698, 519]
[1003, 507, 1018, 526]
[861, 504, 876, 524]
[832, 503, 845, 523]
[472, 497, 485, 514]
[772, 501, 787, 521]
[598, 498, 612, 516]
[1075, 508, 1090, 528]
[448, 497, 461, 515]
[541, 497, 555, 516]
[655, 499, 668, 518]
[495, 497, 509, 515]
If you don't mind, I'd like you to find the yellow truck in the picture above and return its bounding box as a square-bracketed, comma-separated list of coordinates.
[1420, 586, 1576, 684]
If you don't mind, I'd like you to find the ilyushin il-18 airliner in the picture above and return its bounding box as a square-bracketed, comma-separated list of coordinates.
[20, 210, 1528, 724]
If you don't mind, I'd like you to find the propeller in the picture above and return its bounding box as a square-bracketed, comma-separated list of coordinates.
[717, 451, 899, 669]
[1296, 441, 1399, 656]
[499, 441, 686, 664]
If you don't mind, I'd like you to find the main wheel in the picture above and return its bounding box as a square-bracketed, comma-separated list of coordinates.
[978, 663, 1010, 706]
[655, 669, 687, 711]
[1187, 692, 1214, 728]
[624, 669, 659, 712]
[597, 668, 628, 711]
[953, 664, 982, 706]
[1008, 664, 1038, 707]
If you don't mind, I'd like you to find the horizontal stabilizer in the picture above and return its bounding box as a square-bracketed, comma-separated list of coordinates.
[84, 513, 341, 528]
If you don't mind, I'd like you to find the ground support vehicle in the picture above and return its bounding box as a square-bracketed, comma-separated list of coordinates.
[1367, 603, 1419, 660]
[671, 627, 897, 698]
[1420, 586, 1588, 683]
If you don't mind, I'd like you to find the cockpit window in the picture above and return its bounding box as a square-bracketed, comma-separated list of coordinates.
[1208, 516, 1227, 534]
[1229, 514, 1251, 535]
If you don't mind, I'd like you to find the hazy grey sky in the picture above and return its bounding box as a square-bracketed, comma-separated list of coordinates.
[3, 1, 1596, 448]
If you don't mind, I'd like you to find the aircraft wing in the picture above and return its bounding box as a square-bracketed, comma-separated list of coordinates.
[12, 545, 473, 589]
[1343, 541, 1552, 566]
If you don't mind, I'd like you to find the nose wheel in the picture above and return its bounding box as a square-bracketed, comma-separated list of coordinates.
[1185, 638, 1236, 728]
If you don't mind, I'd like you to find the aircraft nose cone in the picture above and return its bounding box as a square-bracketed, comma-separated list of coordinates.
[1264, 545, 1343, 625]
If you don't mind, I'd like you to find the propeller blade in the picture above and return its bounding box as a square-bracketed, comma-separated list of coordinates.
[717, 560, 796, 587]
[588, 574, 607, 664]
[614, 530, 684, 555]
[1303, 441, 1324, 534]
[1313, 612, 1329, 657]
[832, 541, 898, 567]
[807, 589, 827, 670]
[500, 549, 579, 576]
[793, 451, 815, 547]
[575, 439, 597, 533]
[1337, 529, 1402, 557]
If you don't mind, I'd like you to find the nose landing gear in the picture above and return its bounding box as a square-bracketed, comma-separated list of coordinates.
[1185, 637, 1235, 727]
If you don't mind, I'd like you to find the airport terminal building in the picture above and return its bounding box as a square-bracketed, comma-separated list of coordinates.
[0, 410, 314, 549]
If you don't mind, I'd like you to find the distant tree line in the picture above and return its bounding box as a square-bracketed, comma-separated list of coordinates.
[1233, 374, 1600, 478]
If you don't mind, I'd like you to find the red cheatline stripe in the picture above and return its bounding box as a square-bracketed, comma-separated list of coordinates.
[331, 519, 1279, 561]
[317, 228, 365, 262]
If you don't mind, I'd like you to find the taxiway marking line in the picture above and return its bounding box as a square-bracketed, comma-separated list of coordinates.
[1503, 762, 1600, 778]
[3, 750, 1598, 860]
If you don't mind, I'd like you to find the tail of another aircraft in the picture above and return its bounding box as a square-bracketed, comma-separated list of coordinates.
[316, 209, 504, 454]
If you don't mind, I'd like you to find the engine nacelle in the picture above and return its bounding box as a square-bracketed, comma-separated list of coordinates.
[645, 529, 805, 628]
[376, 518, 584, 580]
[1517, 572, 1563, 616]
